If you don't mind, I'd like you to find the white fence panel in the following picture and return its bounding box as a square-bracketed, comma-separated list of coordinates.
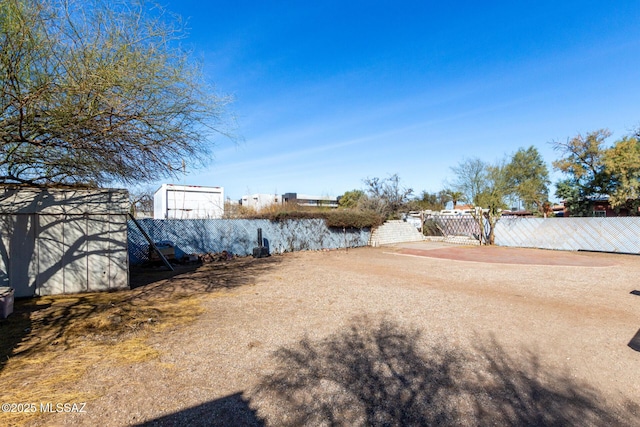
[495, 217, 640, 253]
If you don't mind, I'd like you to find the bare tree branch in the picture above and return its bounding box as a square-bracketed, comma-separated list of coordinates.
[0, 0, 235, 186]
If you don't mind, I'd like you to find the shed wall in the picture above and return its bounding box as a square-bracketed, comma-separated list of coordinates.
[0, 188, 129, 297]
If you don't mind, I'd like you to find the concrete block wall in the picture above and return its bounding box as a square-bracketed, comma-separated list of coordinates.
[369, 220, 425, 246]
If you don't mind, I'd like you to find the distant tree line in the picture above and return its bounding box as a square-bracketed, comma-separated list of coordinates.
[338, 127, 640, 244]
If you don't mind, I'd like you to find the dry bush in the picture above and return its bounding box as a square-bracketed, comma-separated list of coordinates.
[236, 203, 383, 229]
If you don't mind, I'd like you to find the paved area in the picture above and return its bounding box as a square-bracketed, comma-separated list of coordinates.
[390, 241, 621, 266]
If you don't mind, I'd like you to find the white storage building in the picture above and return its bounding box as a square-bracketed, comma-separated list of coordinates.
[154, 184, 224, 219]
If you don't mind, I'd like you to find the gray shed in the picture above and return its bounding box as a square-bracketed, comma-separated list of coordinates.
[0, 187, 129, 297]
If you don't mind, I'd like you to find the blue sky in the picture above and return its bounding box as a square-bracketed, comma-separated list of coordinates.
[155, 1, 640, 202]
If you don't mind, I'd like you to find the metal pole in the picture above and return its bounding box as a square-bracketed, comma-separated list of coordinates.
[128, 213, 174, 271]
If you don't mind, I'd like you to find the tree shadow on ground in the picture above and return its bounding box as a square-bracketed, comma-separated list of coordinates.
[0, 256, 282, 374]
[136, 392, 264, 427]
[129, 255, 282, 299]
[252, 316, 639, 426]
[629, 328, 640, 352]
[129, 263, 201, 289]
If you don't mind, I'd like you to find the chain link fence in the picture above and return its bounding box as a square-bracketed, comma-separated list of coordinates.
[128, 218, 371, 264]
[129, 216, 640, 264]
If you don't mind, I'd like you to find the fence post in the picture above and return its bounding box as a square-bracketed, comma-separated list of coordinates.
[128, 214, 174, 271]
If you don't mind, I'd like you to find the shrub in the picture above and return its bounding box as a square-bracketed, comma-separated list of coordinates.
[241, 205, 383, 229]
[423, 219, 443, 236]
[323, 209, 384, 229]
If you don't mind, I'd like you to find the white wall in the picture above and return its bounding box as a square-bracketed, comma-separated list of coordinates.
[495, 217, 640, 253]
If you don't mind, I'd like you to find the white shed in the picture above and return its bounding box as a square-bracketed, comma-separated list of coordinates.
[154, 184, 224, 219]
[0, 187, 129, 297]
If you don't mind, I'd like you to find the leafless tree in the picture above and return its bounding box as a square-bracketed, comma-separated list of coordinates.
[362, 174, 413, 219]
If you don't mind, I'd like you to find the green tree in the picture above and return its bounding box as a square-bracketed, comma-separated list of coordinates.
[0, 0, 231, 186]
[474, 162, 510, 245]
[443, 189, 464, 209]
[450, 149, 547, 244]
[412, 190, 449, 211]
[555, 179, 582, 214]
[505, 146, 550, 216]
[450, 157, 508, 245]
[552, 129, 611, 216]
[603, 136, 640, 213]
[338, 189, 365, 209]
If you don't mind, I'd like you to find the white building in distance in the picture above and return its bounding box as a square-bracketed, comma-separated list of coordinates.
[240, 194, 282, 211]
[240, 192, 339, 210]
[282, 193, 339, 208]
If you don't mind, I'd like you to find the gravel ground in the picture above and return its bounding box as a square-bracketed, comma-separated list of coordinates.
[32, 243, 640, 426]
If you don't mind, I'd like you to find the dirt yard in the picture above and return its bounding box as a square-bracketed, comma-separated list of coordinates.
[9, 242, 640, 426]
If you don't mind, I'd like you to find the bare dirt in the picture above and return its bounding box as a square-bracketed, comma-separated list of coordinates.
[25, 242, 640, 426]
